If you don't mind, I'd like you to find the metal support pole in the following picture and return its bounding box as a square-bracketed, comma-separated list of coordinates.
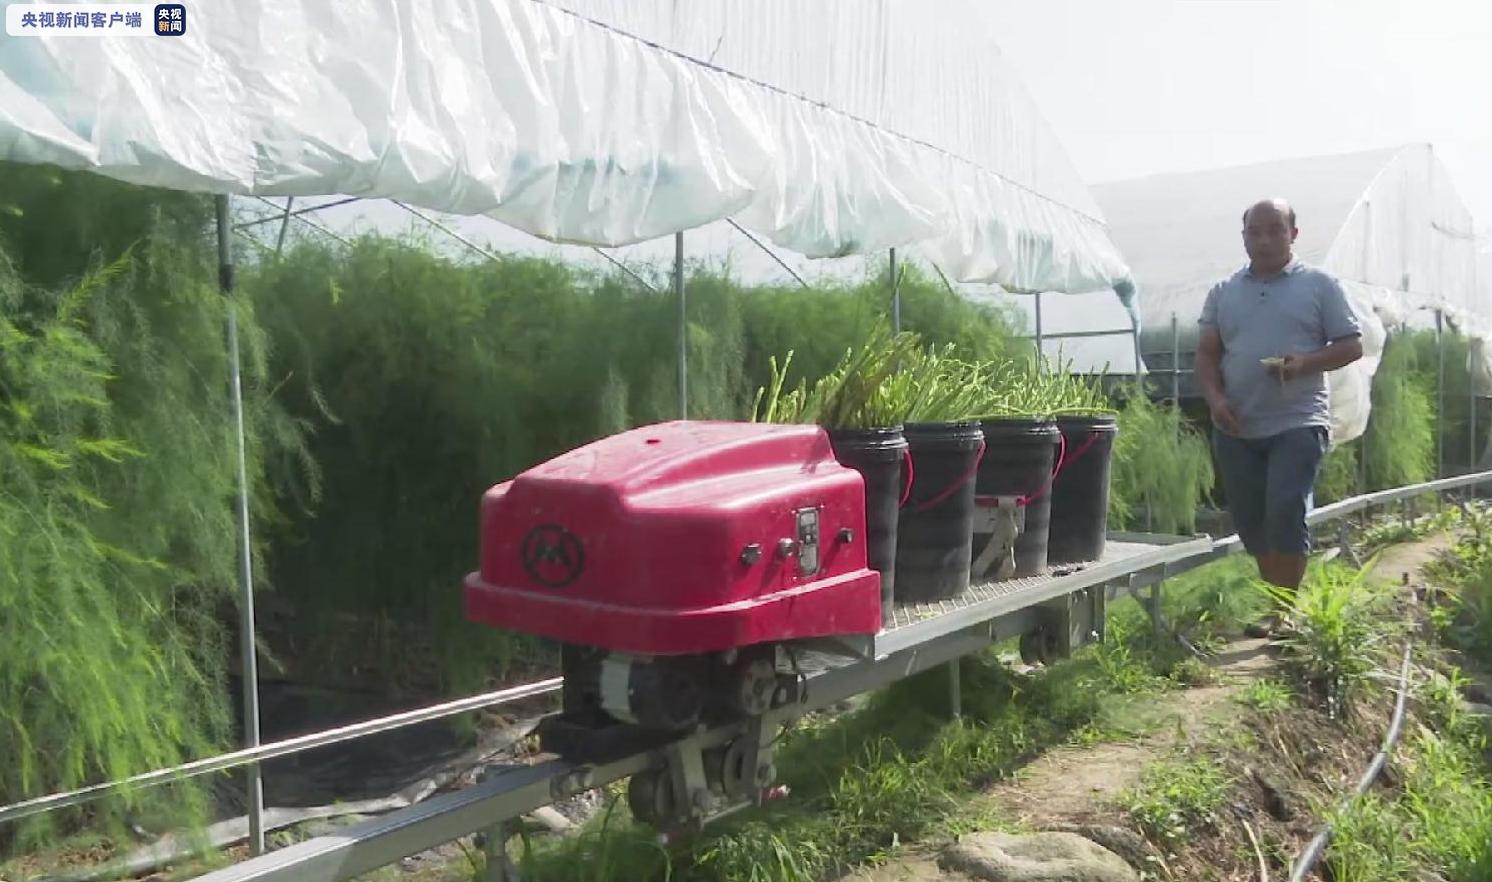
[1437, 309, 1445, 478]
[482, 821, 517, 882]
[889, 247, 901, 335]
[1130, 311, 1143, 396]
[1034, 291, 1044, 372]
[675, 232, 687, 420]
[477, 766, 521, 882]
[273, 196, 294, 257]
[215, 194, 265, 856]
[1471, 390, 1477, 475]
[1170, 312, 1180, 403]
[948, 662, 961, 720]
[1149, 579, 1165, 642]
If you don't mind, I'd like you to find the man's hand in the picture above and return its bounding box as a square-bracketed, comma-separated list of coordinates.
[1269, 336, 1364, 381]
[1208, 394, 1242, 435]
[1272, 354, 1306, 382]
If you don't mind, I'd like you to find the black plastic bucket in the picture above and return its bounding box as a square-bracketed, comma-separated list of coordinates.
[827, 426, 909, 621]
[894, 421, 986, 603]
[1047, 414, 1119, 564]
[974, 418, 1061, 579]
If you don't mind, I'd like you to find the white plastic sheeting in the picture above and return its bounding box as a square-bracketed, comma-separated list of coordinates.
[1040, 145, 1481, 444]
[0, 0, 1133, 299]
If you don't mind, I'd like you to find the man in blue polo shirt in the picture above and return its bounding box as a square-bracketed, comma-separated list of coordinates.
[1196, 198, 1364, 635]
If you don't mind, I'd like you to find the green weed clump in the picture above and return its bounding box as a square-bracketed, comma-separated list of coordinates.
[1234, 679, 1293, 713]
[1260, 561, 1394, 720]
[1122, 755, 1235, 847]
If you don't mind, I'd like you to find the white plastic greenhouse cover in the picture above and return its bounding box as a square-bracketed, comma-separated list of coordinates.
[1040, 145, 1482, 445]
[0, 0, 1134, 301]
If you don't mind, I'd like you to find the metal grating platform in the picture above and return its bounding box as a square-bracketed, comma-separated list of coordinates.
[886, 540, 1157, 632]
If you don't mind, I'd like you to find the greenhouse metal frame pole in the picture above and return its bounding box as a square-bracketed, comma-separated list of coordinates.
[1130, 311, 1143, 395]
[273, 196, 294, 257]
[889, 248, 901, 334]
[675, 232, 687, 419]
[1033, 292, 1044, 371]
[1437, 309, 1445, 478]
[215, 194, 266, 856]
[1169, 312, 1179, 403]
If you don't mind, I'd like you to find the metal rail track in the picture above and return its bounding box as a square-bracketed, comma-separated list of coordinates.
[8, 470, 1489, 882]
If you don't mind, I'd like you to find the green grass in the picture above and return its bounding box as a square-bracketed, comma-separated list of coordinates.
[1233, 679, 1292, 713]
[1121, 755, 1235, 848]
[1322, 534, 1492, 882]
[1426, 519, 1492, 663]
[1326, 726, 1492, 882]
[1104, 556, 1271, 654]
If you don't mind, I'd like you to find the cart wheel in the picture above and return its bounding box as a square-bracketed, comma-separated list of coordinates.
[717, 737, 754, 800]
[627, 769, 677, 826]
[1019, 628, 1058, 665]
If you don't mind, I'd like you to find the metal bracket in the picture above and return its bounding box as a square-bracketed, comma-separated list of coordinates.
[1021, 581, 1106, 664]
[645, 714, 787, 842]
[972, 496, 1024, 579]
[664, 738, 711, 824]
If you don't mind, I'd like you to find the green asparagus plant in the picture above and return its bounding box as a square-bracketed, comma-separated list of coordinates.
[753, 331, 1117, 429]
[976, 354, 1116, 419]
[752, 325, 930, 428]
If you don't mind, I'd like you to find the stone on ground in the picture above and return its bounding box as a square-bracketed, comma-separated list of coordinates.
[939, 832, 1137, 882]
[1047, 825, 1153, 871]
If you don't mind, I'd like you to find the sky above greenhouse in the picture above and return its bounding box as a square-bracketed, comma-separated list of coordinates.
[978, 0, 1492, 239]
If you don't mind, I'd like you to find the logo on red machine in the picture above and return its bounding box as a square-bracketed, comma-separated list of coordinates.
[520, 524, 585, 587]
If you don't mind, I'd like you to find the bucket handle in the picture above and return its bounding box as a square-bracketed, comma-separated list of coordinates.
[913, 438, 987, 514]
[899, 447, 915, 508]
[1016, 431, 1068, 507]
[1060, 432, 1104, 473]
[1017, 428, 1105, 507]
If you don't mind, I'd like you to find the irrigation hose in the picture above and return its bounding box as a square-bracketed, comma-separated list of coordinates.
[1285, 641, 1415, 882]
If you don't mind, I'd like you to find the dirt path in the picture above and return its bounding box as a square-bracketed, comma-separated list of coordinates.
[986, 639, 1273, 829]
[844, 533, 1454, 882]
[1367, 532, 1455, 587]
[843, 634, 1281, 882]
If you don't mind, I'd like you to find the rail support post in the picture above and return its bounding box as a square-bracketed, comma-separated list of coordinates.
[476, 767, 522, 882]
[1337, 520, 1363, 570]
[482, 821, 520, 882]
[1144, 573, 1164, 642]
[948, 661, 962, 720]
